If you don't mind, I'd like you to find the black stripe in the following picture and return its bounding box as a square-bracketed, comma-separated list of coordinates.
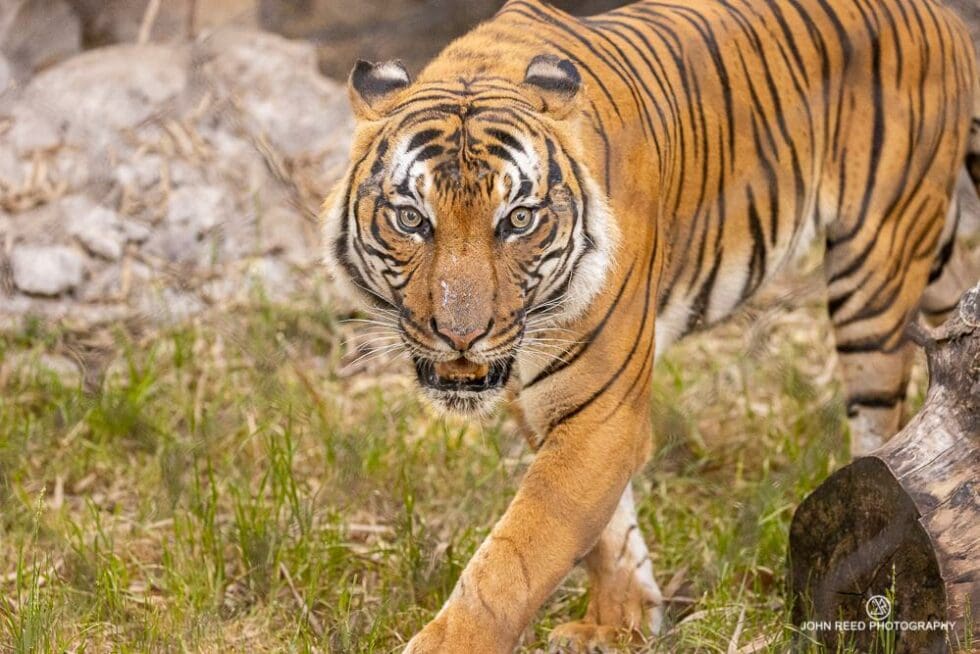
[525, 261, 635, 388]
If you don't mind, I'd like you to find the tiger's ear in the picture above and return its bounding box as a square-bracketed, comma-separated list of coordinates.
[349, 59, 411, 120]
[523, 55, 581, 119]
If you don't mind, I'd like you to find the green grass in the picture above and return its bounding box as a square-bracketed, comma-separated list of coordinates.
[0, 267, 953, 653]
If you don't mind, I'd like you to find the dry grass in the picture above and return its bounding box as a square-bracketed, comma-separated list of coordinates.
[0, 258, 938, 653]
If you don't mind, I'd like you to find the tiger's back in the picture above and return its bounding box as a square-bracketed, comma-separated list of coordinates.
[473, 0, 977, 343]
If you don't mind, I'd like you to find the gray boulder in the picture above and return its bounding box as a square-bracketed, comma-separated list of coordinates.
[11, 44, 188, 150]
[10, 245, 87, 296]
[0, 29, 351, 327]
[196, 29, 353, 157]
[65, 197, 127, 261]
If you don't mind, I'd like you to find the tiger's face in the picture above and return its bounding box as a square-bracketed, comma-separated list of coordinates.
[324, 57, 616, 415]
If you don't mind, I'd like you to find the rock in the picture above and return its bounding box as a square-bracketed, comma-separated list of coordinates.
[78, 265, 123, 302]
[0, 144, 22, 184]
[165, 184, 229, 235]
[4, 103, 61, 154]
[142, 183, 234, 265]
[197, 29, 352, 157]
[0, 29, 352, 328]
[113, 154, 165, 190]
[65, 197, 126, 261]
[50, 148, 95, 190]
[2, 201, 71, 247]
[16, 43, 188, 148]
[122, 220, 151, 244]
[79, 260, 151, 303]
[0, 0, 81, 81]
[10, 244, 87, 296]
[142, 228, 203, 267]
[74, 222, 122, 261]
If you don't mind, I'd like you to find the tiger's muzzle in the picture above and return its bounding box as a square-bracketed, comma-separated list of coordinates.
[412, 354, 515, 415]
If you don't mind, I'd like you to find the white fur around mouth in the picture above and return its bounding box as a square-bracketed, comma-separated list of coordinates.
[420, 386, 506, 417]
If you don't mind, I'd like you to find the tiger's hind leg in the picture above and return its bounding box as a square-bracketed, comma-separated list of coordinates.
[548, 484, 663, 652]
[923, 112, 980, 326]
[920, 187, 980, 326]
[824, 184, 953, 457]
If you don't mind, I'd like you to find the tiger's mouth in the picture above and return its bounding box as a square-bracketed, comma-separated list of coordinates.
[413, 355, 514, 415]
[415, 356, 513, 392]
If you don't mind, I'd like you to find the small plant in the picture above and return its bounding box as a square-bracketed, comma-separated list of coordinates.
[0, 497, 58, 653]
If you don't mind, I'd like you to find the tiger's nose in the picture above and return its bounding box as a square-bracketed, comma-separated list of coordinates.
[431, 318, 493, 352]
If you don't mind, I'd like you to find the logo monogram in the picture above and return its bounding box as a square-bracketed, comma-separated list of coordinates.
[865, 595, 892, 621]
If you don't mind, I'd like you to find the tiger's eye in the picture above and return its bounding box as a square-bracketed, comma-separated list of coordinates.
[508, 207, 533, 231]
[397, 207, 423, 231]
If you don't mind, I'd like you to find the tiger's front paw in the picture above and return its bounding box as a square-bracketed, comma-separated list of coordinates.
[547, 621, 624, 653]
[547, 582, 663, 653]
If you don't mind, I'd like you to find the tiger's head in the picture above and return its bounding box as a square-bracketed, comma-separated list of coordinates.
[323, 55, 617, 416]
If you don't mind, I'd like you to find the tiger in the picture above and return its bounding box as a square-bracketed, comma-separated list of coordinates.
[321, 0, 979, 651]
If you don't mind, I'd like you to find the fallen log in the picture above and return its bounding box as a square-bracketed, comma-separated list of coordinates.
[789, 281, 980, 654]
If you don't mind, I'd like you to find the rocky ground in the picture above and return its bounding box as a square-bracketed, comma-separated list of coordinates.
[0, 26, 352, 330]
